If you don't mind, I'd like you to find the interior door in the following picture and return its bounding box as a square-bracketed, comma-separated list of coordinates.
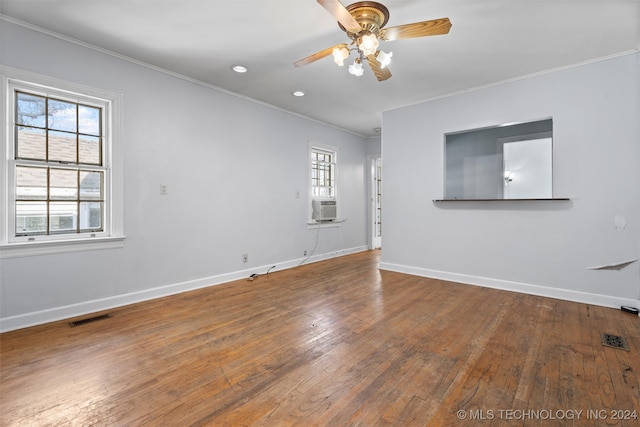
[503, 137, 552, 199]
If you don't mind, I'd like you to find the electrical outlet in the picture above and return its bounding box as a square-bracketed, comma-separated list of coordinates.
[242, 254, 248, 263]
[303, 250, 307, 256]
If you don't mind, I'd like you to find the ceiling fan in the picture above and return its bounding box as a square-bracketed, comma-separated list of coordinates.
[294, 0, 452, 81]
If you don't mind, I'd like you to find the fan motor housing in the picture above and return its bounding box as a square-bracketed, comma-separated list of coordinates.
[338, 1, 390, 35]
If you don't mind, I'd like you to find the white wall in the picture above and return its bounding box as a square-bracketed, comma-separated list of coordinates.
[0, 21, 369, 331]
[381, 52, 640, 308]
[367, 136, 382, 158]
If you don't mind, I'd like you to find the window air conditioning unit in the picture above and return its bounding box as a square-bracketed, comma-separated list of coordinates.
[312, 200, 337, 221]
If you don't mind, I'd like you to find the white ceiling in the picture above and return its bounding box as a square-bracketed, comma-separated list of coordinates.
[2, 0, 639, 136]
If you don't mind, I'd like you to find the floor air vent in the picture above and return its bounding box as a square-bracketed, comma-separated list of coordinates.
[601, 333, 629, 351]
[69, 314, 112, 327]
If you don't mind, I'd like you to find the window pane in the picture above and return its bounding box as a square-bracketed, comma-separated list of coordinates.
[16, 93, 46, 127]
[16, 127, 46, 160]
[80, 202, 103, 231]
[78, 105, 101, 136]
[11, 84, 113, 240]
[16, 166, 47, 200]
[50, 169, 78, 200]
[78, 135, 101, 165]
[50, 202, 77, 233]
[48, 99, 77, 132]
[48, 130, 77, 163]
[79, 171, 103, 200]
[311, 148, 336, 200]
[16, 201, 47, 235]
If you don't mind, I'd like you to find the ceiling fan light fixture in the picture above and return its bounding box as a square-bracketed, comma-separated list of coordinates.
[332, 46, 350, 66]
[358, 32, 379, 56]
[348, 58, 364, 76]
[376, 50, 393, 69]
[295, 1, 452, 82]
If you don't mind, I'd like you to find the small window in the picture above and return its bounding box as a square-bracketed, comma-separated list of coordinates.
[311, 147, 336, 199]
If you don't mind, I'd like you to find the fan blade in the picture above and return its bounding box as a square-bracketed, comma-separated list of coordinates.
[379, 17, 451, 41]
[317, 0, 361, 33]
[367, 55, 392, 81]
[294, 44, 348, 68]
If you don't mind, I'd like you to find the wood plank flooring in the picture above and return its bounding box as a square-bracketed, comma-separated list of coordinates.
[1, 250, 639, 426]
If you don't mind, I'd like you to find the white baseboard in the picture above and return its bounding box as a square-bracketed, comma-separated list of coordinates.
[0, 245, 369, 333]
[379, 261, 640, 310]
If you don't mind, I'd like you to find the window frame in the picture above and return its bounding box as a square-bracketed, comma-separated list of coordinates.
[1, 66, 125, 258]
[308, 142, 339, 224]
[310, 146, 336, 200]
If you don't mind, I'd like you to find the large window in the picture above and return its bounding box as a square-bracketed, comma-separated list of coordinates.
[14, 92, 105, 237]
[1, 68, 124, 256]
[311, 146, 336, 199]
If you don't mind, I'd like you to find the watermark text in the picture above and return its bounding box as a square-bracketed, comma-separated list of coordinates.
[456, 408, 637, 421]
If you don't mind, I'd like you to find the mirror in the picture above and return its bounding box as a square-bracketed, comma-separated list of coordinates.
[444, 119, 553, 200]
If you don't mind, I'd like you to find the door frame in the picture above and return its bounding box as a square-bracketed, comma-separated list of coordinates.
[368, 155, 382, 250]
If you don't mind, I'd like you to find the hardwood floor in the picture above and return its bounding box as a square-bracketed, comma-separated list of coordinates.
[1, 250, 639, 426]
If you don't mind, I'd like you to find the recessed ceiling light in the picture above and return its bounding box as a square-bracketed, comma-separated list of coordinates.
[292, 91, 305, 97]
[231, 64, 248, 73]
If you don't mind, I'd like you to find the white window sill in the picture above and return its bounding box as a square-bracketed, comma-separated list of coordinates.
[1, 236, 126, 259]
[307, 218, 347, 228]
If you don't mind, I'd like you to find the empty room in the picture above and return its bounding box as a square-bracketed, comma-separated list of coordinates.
[1, 1, 639, 425]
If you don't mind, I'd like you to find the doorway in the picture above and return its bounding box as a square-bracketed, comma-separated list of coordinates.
[371, 157, 382, 249]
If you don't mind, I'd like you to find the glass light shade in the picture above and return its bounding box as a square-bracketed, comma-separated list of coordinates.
[358, 33, 379, 56]
[332, 46, 349, 66]
[377, 50, 393, 69]
[348, 60, 364, 76]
